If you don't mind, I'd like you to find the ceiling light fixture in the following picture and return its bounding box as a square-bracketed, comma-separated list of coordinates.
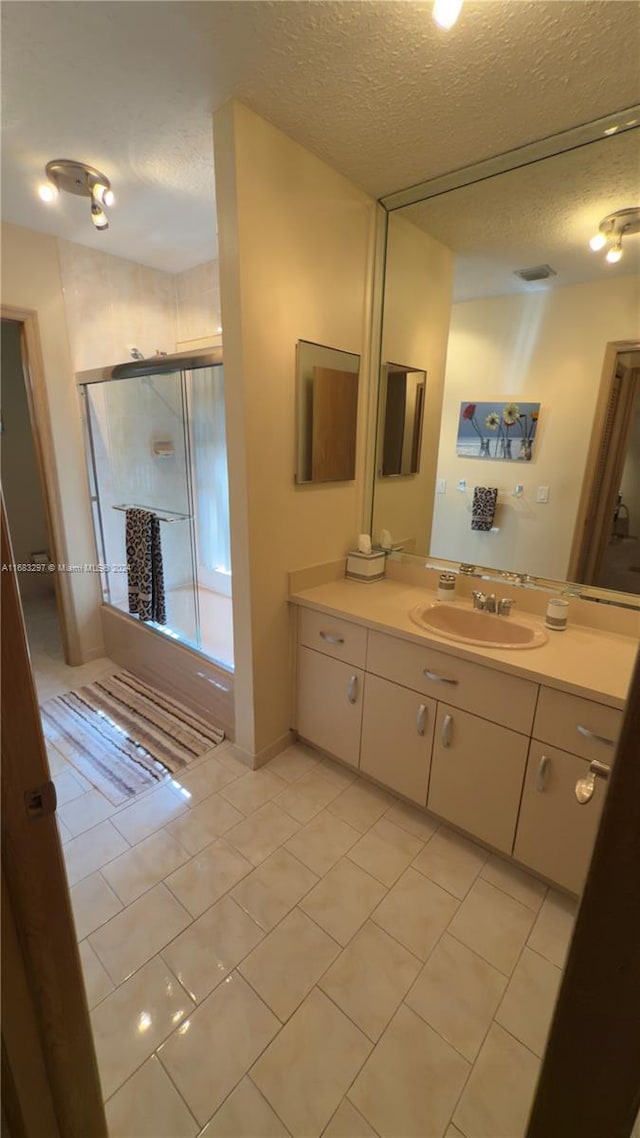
[40, 159, 115, 232]
[589, 207, 640, 264]
[433, 0, 463, 29]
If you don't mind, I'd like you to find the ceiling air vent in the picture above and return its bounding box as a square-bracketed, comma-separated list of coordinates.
[513, 264, 557, 282]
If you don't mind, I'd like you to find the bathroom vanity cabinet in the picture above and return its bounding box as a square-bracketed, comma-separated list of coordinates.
[294, 602, 625, 895]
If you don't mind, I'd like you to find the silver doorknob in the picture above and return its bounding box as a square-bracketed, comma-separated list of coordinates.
[575, 759, 611, 804]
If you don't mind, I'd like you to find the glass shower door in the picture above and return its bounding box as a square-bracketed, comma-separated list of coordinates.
[83, 369, 200, 648]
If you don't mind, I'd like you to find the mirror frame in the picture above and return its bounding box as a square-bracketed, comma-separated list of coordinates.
[369, 104, 640, 610]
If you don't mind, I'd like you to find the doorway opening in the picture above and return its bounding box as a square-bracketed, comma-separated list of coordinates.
[569, 342, 640, 594]
[1, 315, 72, 677]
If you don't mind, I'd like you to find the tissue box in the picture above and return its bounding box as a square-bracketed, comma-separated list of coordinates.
[345, 550, 386, 582]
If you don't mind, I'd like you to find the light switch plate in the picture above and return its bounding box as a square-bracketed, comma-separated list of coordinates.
[536, 485, 550, 503]
[436, 478, 447, 494]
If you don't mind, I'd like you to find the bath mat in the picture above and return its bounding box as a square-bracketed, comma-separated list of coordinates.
[40, 670, 224, 805]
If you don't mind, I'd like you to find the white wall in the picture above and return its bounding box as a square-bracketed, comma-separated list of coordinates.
[375, 213, 454, 552]
[431, 275, 640, 579]
[1, 320, 54, 597]
[214, 100, 377, 757]
[1, 223, 103, 660]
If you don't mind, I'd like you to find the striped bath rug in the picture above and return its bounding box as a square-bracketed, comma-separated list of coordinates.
[40, 671, 224, 805]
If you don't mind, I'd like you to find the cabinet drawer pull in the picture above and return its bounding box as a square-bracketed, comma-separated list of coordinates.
[320, 631, 345, 645]
[441, 713, 453, 748]
[577, 724, 615, 748]
[536, 754, 550, 793]
[575, 759, 611, 804]
[347, 675, 358, 704]
[423, 670, 458, 685]
[416, 703, 427, 736]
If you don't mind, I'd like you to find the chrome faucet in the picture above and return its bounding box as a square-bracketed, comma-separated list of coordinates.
[472, 590, 514, 616]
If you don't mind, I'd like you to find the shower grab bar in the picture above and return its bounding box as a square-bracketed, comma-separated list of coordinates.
[112, 503, 192, 523]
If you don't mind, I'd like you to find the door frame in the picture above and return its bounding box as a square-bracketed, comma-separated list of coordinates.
[1, 305, 81, 663]
[568, 338, 640, 585]
[1, 496, 107, 1137]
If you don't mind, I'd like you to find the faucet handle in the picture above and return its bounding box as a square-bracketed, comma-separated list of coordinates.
[498, 597, 514, 616]
[472, 590, 487, 611]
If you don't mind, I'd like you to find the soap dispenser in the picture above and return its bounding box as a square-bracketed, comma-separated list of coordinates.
[437, 572, 456, 601]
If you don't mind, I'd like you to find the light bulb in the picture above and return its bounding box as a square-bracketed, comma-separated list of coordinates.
[589, 232, 607, 252]
[93, 182, 115, 208]
[91, 201, 109, 231]
[606, 239, 623, 264]
[38, 182, 58, 203]
[433, 0, 463, 28]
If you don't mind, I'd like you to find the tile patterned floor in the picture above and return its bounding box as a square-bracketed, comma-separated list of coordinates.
[38, 646, 580, 1137]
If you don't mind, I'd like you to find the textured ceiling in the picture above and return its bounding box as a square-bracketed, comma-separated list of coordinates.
[2, 0, 640, 271]
[401, 127, 640, 300]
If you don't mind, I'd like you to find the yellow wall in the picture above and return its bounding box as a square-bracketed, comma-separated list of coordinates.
[431, 275, 640, 580]
[214, 101, 377, 756]
[374, 213, 454, 552]
[1, 223, 104, 660]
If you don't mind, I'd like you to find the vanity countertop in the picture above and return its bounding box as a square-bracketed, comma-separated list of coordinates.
[289, 578, 639, 709]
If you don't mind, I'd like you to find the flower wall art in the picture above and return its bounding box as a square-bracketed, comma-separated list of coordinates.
[456, 401, 541, 461]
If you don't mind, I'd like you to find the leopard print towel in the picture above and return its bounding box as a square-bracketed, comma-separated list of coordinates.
[125, 508, 167, 624]
[471, 487, 498, 531]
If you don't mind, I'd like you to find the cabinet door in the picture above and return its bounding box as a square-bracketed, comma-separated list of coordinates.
[360, 674, 436, 805]
[296, 646, 363, 768]
[428, 705, 529, 854]
[514, 741, 607, 894]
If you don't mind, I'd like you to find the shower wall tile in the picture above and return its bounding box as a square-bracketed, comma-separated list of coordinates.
[176, 261, 221, 344]
[58, 240, 177, 372]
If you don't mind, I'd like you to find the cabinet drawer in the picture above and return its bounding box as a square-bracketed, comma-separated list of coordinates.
[296, 646, 363, 768]
[533, 687, 622, 764]
[367, 630, 537, 733]
[298, 607, 368, 668]
[360, 674, 435, 805]
[514, 741, 606, 894]
[428, 704, 529, 854]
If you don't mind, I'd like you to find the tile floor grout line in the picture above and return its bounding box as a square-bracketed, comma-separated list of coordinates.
[102, 1046, 201, 1135]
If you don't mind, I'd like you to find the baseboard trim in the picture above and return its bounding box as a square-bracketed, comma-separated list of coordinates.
[228, 730, 295, 771]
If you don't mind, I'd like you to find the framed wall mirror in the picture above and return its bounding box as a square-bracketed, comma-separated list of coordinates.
[295, 339, 360, 484]
[371, 108, 640, 601]
[378, 363, 426, 477]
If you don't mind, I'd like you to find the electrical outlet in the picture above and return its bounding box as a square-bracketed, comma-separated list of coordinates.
[536, 485, 550, 503]
[436, 478, 447, 494]
[457, 479, 467, 492]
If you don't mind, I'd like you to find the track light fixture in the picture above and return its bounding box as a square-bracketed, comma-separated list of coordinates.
[39, 159, 114, 232]
[433, 0, 463, 29]
[588, 207, 640, 264]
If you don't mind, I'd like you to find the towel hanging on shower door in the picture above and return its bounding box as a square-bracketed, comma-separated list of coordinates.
[125, 508, 167, 624]
[471, 487, 498, 531]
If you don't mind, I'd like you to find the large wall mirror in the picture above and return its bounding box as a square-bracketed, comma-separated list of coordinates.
[371, 109, 640, 603]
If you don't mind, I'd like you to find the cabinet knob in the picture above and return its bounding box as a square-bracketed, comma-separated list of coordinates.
[320, 631, 345, 645]
[416, 703, 427, 736]
[423, 669, 458, 686]
[575, 759, 611, 804]
[347, 675, 358, 704]
[441, 713, 453, 748]
[576, 724, 615, 748]
[536, 754, 550, 793]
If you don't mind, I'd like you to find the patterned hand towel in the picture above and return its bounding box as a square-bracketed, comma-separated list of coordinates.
[125, 508, 167, 624]
[471, 487, 498, 531]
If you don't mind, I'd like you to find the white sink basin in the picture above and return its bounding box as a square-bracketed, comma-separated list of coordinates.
[409, 602, 548, 649]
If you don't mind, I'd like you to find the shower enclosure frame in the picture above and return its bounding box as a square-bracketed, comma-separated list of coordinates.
[76, 347, 234, 736]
